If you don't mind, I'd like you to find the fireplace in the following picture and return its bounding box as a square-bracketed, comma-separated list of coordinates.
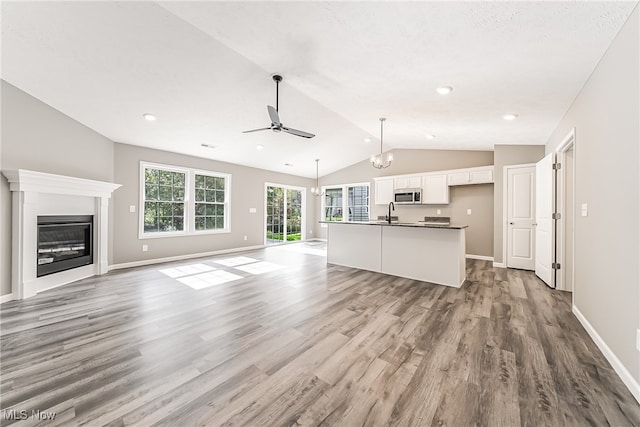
[37, 215, 93, 277]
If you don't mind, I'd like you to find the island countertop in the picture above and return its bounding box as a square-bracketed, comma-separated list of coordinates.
[318, 220, 468, 229]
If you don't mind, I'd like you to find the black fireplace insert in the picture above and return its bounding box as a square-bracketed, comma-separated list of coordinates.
[37, 215, 93, 277]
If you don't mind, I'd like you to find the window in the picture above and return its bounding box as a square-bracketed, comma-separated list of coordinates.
[140, 162, 230, 237]
[195, 174, 226, 231]
[143, 167, 186, 233]
[322, 183, 370, 223]
[347, 185, 370, 222]
[324, 188, 343, 221]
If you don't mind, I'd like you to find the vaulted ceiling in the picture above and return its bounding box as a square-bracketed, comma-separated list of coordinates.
[1, 1, 636, 177]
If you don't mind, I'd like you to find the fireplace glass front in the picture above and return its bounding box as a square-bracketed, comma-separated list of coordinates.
[37, 215, 93, 277]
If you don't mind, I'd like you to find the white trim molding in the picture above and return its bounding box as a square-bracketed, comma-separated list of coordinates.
[573, 305, 640, 404]
[109, 245, 266, 271]
[466, 254, 494, 261]
[0, 293, 15, 304]
[3, 170, 121, 299]
[493, 262, 506, 268]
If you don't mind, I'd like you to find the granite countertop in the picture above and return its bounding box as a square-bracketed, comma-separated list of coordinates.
[318, 220, 468, 230]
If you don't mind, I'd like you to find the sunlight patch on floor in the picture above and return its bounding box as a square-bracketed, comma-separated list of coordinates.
[159, 263, 215, 278]
[270, 242, 327, 257]
[177, 270, 244, 290]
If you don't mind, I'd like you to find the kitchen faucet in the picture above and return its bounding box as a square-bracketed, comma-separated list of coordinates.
[388, 201, 395, 224]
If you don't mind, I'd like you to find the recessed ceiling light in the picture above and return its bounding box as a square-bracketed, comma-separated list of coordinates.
[201, 143, 216, 149]
[436, 86, 453, 95]
[142, 113, 156, 121]
[503, 114, 519, 120]
[364, 137, 372, 143]
[256, 144, 264, 150]
[426, 134, 435, 140]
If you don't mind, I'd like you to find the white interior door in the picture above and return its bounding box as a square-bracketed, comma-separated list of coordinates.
[507, 166, 536, 270]
[535, 153, 555, 287]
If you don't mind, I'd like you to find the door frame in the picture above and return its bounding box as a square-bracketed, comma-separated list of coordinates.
[264, 182, 307, 245]
[502, 163, 537, 269]
[555, 128, 576, 292]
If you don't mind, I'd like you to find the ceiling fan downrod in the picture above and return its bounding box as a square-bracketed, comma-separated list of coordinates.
[272, 74, 282, 112]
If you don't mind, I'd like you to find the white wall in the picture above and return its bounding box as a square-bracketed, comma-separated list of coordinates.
[546, 5, 639, 390]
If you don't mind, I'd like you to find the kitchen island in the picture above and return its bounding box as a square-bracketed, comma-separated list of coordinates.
[322, 221, 468, 288]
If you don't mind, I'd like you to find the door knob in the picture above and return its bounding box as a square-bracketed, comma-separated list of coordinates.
[509, 222, 514, 225]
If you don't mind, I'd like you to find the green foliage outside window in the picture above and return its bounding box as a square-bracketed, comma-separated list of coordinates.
[144, 168, 185, 232]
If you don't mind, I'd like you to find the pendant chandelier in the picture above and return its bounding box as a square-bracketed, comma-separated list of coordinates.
[310, 159, 324, 196]
[370, 117, 393, 169]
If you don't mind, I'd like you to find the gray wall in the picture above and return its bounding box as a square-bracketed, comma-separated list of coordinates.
[493, 145, 546, 264]
[545, 5, 639, 385]
[1, 80, 115, 296]
[317, 149, 495, 257]
[112, 143, 317, 265]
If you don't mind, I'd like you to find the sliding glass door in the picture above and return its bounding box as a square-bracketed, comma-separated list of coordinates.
[265, 184, 305, 245]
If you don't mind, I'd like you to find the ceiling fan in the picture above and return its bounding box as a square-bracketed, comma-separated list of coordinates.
[243, 74, 315, 139]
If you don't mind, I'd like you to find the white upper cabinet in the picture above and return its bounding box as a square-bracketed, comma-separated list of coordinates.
[448, 166, 494, 186]
[469, 168, 493, 184]
[374, 177, 394, 205]
[394, 175, 421, 189]
[421, 174, 449, 204]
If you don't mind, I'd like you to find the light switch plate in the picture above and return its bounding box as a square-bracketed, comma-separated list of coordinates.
[466, 209, 472, 215]
[142, 244, 148, 252]
[129, 205, 136, 213]
[636, 329, 640, 352]
[249, 208, 257, 213]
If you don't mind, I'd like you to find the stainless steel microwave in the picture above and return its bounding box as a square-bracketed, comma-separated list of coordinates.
[393, 188, 422, 204]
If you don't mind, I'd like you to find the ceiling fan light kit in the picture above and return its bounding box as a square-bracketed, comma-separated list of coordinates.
[370, 117, 393, 169]
[242, 74, 315, 139]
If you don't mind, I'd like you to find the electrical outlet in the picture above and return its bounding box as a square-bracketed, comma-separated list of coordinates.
[581, 203, 588, 217]
[309, 229, 313, 235]
[467, 209, 472, 215]
[142, 244, 148, 252]
[249, 208, 257, 213]
[436, 209, 441, 215]
[129, 205, 136, 213]
[243, 235, 247, 241]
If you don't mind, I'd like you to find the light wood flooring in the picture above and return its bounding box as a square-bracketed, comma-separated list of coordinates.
[1, 242, 639, 426]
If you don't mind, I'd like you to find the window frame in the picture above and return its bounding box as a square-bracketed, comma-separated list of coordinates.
[321, 182, 370, 223]
[139, 161, 231, 239]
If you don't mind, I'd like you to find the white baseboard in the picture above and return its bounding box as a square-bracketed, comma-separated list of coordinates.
[493, 262, 506, 268]
[466, 254, 494, 261]
[0, 293, 15, 304]
[109, 244, 266, 271]
[573, 305, 640, 404]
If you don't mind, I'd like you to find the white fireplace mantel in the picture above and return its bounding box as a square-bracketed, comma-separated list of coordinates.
[3, 169, 121, 299]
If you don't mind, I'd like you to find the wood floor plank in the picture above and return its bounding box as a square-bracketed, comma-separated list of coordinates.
[0, 246, 638, 426]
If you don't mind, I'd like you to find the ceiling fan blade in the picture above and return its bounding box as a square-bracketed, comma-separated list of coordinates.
[282, 126, 315, 139]
[242, 127, 271, 134]
[267, 105, 280, 126]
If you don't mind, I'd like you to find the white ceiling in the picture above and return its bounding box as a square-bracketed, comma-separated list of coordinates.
[1, 1, 636, 178]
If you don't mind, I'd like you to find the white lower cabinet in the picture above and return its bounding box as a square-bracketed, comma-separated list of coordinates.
[421, 174, 449, 204]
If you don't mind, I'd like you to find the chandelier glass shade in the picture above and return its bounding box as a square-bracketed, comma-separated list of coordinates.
[370, 117, 393, 169]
